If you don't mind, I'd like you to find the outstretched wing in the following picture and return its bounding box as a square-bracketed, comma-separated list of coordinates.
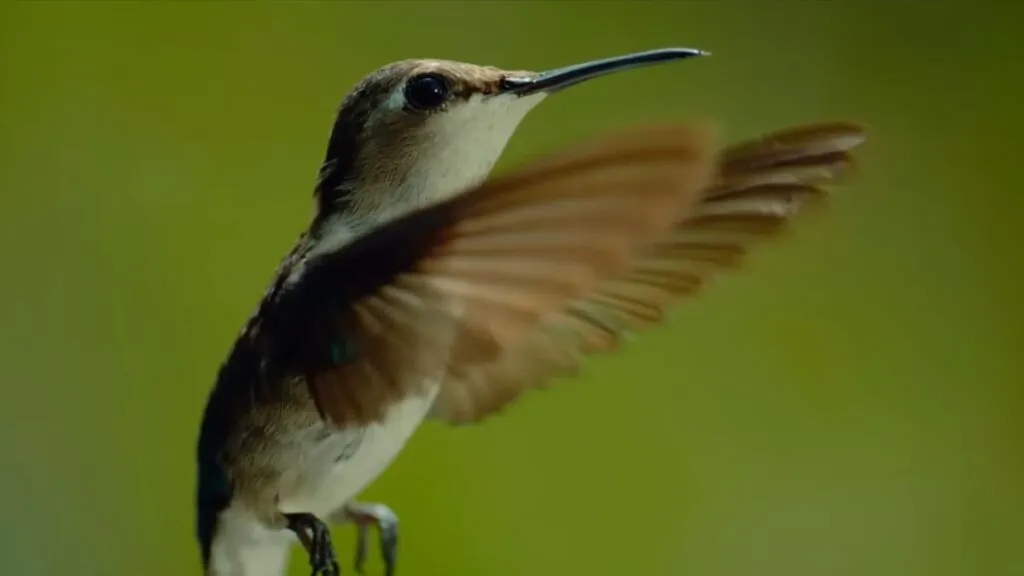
[253, 123, 718, 428]
[428, 121, 868, 424]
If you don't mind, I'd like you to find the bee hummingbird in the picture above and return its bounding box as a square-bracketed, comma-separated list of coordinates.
[195, 47, 866, 576]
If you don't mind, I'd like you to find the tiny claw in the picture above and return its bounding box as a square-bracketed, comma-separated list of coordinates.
[354, 522, 369, 575]
[286, 512, 341, 576]
[378, 518, 398, 576]
[342, 502, 399, 576]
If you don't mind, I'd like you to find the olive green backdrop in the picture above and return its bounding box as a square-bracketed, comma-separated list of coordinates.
[1, 3, 1020, 576]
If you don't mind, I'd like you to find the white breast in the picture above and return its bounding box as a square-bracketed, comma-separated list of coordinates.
[208, 386, 442, 576]
[277, 384, 441, 518]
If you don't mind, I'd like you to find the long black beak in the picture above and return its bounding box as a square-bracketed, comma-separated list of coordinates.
[501, 47, 708, 96]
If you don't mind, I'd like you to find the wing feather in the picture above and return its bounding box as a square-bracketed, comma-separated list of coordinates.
[430, 121, 868, 424]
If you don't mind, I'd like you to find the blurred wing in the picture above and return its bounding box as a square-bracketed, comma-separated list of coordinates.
[257, 124, 717, 428]
[430, 121, 868, 424]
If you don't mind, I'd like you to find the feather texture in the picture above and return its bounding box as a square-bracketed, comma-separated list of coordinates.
[429, 121, 868, 424]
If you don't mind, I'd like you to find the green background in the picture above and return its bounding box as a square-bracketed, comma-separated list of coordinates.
[1, 3, 1021, 576]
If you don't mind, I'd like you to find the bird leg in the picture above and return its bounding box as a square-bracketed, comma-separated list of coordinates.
[285, 512, 341, 576]
[328, 502, 399, 576]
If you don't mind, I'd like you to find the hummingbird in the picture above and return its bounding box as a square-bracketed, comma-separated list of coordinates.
[195, 47, 866, 576]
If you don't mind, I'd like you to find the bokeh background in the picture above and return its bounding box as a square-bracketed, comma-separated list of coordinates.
[1, 3, 1021, 576]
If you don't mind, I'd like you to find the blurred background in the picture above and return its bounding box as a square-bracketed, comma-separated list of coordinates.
[1, 3, 1021, 576]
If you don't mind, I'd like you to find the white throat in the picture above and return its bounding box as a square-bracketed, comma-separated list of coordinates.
[302, 91, 546, 266]
[350, 91, 547, 224]
[398, 91, 547, 212]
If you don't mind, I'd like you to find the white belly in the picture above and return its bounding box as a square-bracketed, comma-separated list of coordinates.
[277, 384, 440, 518]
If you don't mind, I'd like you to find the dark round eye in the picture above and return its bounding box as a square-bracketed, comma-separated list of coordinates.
[403, 73, 449, 111]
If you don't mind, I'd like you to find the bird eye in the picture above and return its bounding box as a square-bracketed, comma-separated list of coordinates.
[403, 74, 449, 111]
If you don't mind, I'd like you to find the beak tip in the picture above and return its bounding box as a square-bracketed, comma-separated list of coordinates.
[678, 47, 710, 57]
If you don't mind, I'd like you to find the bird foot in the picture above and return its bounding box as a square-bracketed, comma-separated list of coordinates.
[286, 512, 341, 576]
[337, 502, 399, 576]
